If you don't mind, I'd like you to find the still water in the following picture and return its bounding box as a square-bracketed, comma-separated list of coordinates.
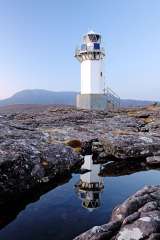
[0, 156, 159, 240]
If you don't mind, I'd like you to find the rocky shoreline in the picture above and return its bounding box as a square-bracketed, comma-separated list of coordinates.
[0, 104, 160, 194]
[0, 104, 160, 238]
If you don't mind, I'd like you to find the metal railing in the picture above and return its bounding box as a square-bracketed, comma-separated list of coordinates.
[105, 87, 120, 110]
[75, 46, 105, 56]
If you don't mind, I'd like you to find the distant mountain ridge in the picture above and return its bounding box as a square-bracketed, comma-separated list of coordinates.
[0, 89, 157, 107]
[0, 90, 77, 106]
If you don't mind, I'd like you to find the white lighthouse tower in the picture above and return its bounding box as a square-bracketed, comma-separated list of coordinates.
[75, 31, 107, 110]
[75, 31, 120, 111]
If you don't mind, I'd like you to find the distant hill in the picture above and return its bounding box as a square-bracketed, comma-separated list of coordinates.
[0, 89, 157, 108]
[0, 90, 77, 106]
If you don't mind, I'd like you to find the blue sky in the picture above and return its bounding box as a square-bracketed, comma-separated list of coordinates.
[0, 0, 160, 100]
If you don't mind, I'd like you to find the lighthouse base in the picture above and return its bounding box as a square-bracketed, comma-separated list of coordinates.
[76, 94, 108, 111]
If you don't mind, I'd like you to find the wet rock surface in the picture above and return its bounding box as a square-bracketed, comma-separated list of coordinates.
[100, 159, 148, 177]
[74, 185, 160, 240]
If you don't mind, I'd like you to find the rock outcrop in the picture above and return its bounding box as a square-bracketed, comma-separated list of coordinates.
[0, 112, 83, 202]
[0, 104, 160, 203]
[74, 185, 160, 240]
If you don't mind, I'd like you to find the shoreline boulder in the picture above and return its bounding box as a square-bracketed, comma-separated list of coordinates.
[74, 185, 160, 240]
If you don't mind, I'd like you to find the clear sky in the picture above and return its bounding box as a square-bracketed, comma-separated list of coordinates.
[0, 0, 160, 100]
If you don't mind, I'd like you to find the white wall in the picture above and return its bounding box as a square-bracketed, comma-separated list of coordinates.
[81, 59, 105, 94]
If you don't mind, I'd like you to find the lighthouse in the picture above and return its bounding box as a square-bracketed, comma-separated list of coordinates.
[75, 31, 107, 110]
[75, 31, 120, 111]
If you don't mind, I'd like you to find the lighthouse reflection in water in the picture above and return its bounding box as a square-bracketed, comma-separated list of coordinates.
[75, 155, 104, 212]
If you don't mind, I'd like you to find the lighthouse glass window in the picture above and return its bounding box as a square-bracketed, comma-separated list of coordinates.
[94, 43, 100, 50]
[88, 34, 100, 42]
